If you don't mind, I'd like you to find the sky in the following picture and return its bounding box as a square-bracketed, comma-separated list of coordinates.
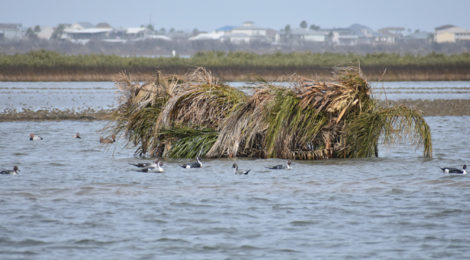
[2, 0, 470, 32]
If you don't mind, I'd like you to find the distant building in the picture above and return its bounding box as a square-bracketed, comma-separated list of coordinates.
[37, 26, 54, 40]
[404, 30, 432, 41]
[109, 27, 171, 42]
[327, 24, 376, 45]
[62, 22, 112, 43]
[216, 26, 236, 32]
[0, 23, 23, 40]
[189, 31, 225, 41]
[377, 27, 406, 44]
[290, 28, 329, 43]
[434, 25, 470, 43]
[125, 27, 153, 39]
[146, 34, 172, 41]
[348, 24, 376, 44]
[330, 28, 358, 45]
[224, 21, 278, 44]
[96, 22, 112, 29]
[63, 27, 113, 43]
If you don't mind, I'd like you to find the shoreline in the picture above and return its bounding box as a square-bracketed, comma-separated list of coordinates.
[2, 66, 470, 82]
[1, 99, 470, 121]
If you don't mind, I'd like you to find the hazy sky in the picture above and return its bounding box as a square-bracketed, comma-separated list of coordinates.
[2, 0, 469, 32]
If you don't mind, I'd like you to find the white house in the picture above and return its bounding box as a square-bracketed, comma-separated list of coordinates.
[376, 27, 406, 44]
[0, 23, 22, 40]
[290, 28, 329, 42]
[434, 25, 470, 43]
[63, 27, 113, 42]
[62, 23, 112, 43]
[125, 27, 152, 40]
[330, 29, 358, 45]
[189, 31, 225, 41]
[37, 26, 54, 40]
[224, 21, 277, 44]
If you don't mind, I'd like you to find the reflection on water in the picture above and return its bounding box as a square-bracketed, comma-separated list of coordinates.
[0, 117, 469, 259]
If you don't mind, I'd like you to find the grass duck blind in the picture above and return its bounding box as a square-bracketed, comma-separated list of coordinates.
[110, 67, 432, 160]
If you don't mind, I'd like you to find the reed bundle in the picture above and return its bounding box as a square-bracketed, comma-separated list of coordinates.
[110, 67, 432, 159]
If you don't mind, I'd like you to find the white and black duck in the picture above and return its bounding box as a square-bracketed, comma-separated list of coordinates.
[130, 159, 164, 173]
[1, 166, 20, 175]
[441, 164, 467, 175]
[140, 161, 164, 173]
[130, 159, 159, 168]
[233, 163, 250, 175]
[181, 157, 203, 168]
[267, 160, 292, 170]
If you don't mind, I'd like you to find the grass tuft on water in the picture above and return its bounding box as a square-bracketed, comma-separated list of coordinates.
[109, 67, 432, 159]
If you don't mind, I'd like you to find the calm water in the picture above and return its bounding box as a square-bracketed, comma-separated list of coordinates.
[1, 81, 470, 259]
[0, 82, 117, 112]
[1, 81, 470, 112]
[0, 117, 469, 259]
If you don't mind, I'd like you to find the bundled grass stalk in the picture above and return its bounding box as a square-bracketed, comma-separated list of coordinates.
[111, 68, 247, 157]
[110, 67, 432, 159]
[343, 105, 432, 158]
[157, 127, 218, 158]
[206, 87, 274, 158]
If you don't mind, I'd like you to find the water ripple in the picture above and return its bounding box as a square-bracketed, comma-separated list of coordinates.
[1, 117, 470, 259]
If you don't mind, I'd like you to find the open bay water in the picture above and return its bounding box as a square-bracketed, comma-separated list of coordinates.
[1, 81, 470, 113]
[1, 82, 470, 259]
[0, 118, 469, 259]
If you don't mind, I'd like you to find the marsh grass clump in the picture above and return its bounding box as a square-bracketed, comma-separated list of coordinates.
[110, 67, 432, 159]
[111, 68, 248, 157]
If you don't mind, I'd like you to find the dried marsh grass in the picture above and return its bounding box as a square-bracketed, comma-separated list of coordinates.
[110, 67, 432, 159]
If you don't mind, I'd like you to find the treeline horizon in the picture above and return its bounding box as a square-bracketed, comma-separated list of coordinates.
[1, 50, 470, 81]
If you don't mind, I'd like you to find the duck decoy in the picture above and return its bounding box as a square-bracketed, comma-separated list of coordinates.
[1, 166, 20, 175]
[29, 133, 43, 141]
[267, 160, 292, 170]
[100, 134, 116, 144]
[441, 164, 467, 175]
[233, 163, 250, 175]
[181, 156, 203, 168]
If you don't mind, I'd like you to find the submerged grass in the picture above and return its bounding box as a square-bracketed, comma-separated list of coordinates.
[109, 67, 432, 159]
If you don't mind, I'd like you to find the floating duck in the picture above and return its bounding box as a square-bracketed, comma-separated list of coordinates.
[100, 134, 116, 144]
[1, 166, 20, 175]
[130, 159, 158, 168]
[441, 164, 467, 175]
[181, 156, 202, 168]
[140, 161, 164, 173]
[29, 133, 43, 141]
[267, 160, 292, 170]
[233, 163, 250, 175]
[74, 132, 81, 139]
